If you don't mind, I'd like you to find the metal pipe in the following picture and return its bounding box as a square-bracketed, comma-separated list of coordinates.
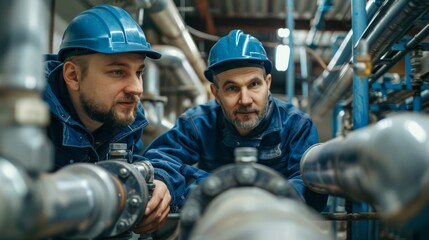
[310, 0, 379, 116]
[151, 45, 208, 105]
[0, 161, 121, 239]
[370, 24, 429, 81]
[189, 188, 331, 240]
[143, 0, 210, 96]
[301, 113, 429, 230]
[286, 0, 295, 103]
[0, 0, 52, 171]
[311, 0, 429, 118]
[362, 0, 429, 67]
[305, 0, 333, 49]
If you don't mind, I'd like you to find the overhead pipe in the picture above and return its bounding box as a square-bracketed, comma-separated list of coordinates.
[151, 45, 208, 105]
[362, 0, 429, 69]
[311, 0, 429, 118]
[310, 0, 379, 116]
[301, 113, 429, 231]
[142, 0, 211, 97]
[305, 0, 333, 49]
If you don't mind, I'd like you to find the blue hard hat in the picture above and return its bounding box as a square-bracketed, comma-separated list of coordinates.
[58, 4, 161, 62]
[204, 29, 272, 82]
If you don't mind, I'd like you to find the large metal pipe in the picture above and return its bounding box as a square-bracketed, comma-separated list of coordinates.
[0, 0, 52, 171]
[180, 148, 332, 240]
[189, 188, 331, 240]
[0, 159, 152, 239]
[301, 113, 429, 230]
[143, 0, 211, 97]
[0, 159, 121, 239]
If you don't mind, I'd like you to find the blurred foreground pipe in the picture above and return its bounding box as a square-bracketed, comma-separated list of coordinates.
[180, 148, 332, 240]
[189, 188, 331, 240]
[0, 160, 151, 239]
[301, 113, 429, 230]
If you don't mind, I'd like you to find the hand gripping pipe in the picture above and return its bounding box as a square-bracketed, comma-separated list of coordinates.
[301, 113, 429, 231]
[180, 147, 332, 240]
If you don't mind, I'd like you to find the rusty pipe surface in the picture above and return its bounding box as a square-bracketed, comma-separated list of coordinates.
[301, 113, 429, 230]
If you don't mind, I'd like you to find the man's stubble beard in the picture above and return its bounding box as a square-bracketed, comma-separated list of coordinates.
[222, 99, 269, 132]
[80, 92, 137, 127]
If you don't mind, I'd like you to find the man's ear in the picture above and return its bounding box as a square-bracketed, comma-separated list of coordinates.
[63, 61, 80, 91]
[210, 83, 220, 103]
[265, 73, 272, 89]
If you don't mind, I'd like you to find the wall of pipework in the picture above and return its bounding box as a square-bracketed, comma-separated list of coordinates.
[1, 0, 429, 239]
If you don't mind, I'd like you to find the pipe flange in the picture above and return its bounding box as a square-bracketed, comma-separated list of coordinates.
[97, 160, 149, 237]
[180, 162, 301, 238]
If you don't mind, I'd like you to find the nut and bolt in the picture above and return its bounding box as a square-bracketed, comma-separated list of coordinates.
[235, 166, 257, 184]
[202, 176, 222, 197]
[119, 168, 129, 178]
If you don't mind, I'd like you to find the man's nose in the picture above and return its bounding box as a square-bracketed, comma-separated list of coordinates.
[125, 75, 143, 96]
[238, 89, 253, 105]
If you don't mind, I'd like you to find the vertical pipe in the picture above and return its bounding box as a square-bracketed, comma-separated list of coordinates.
[0, 0, 52, 171]
[351, 0, 369, 239]
[352, 0, 369, 129]
[286, 0, 295, 104]
[300, 47, 309, 110]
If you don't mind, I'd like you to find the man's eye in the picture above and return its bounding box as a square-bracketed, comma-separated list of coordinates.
[226, 86, 238, 92]
[250, 81, 260, 88]
[111, 70, 125, 76]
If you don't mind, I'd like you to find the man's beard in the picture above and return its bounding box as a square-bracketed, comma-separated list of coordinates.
[224, 101, 269, 132]
[80, 93, 138, 127]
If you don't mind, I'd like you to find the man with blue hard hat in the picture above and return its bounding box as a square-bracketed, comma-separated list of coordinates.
[43, 4, 170, 235]
[144, 30, 328, 212]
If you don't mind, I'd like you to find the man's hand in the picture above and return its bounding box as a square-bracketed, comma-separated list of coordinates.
[133, 179, 171, 234]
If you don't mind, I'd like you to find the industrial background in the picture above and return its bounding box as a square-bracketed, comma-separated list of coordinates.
[1, 0, 429, 239]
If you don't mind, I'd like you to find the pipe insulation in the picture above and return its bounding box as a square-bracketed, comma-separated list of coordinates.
[301, 113, 429, 230]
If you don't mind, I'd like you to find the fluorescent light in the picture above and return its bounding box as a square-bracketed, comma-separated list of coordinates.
[275, 45, 290, 71]
[277, 28, 290, 38]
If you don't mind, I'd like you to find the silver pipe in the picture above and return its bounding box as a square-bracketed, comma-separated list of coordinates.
[311, 0, 429, 117]
[363, 0, 429, 65]
[143, 0, 210, 95]
[152, 45, 208, 105]
[301, 113, 429, 229]
[310, 0, 378, 116]
[189, 188, 331, 240]
[0, 162, 122, 239]
[0, 0, 52, 171]
[143, 60, 161, 96]
[311, 64, 353, 118]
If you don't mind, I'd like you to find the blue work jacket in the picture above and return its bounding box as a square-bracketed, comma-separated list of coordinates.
[43, 59, 148, 170]
[144, 95, 328, 212]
